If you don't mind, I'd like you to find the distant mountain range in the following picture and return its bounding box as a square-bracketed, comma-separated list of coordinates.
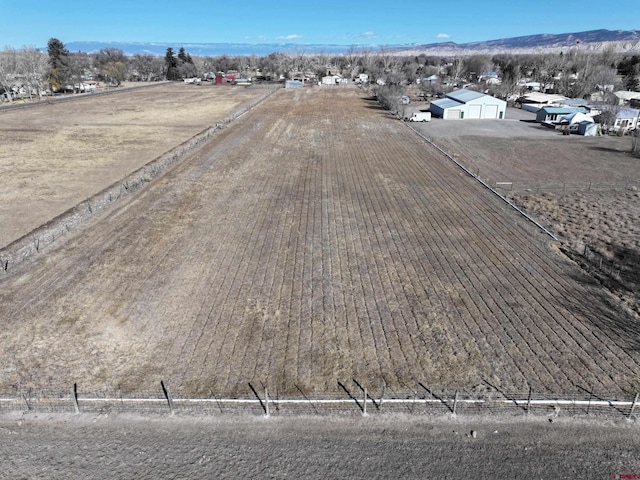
[63, 29, 640, 57]
[64, 41, 360, 56]
[394, 29, 640, 55]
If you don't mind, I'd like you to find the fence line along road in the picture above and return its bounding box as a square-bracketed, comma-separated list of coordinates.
[2, 383, 638, 420]
[494, 181, 639, 194]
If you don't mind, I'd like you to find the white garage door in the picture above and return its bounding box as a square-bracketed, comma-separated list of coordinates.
[446, 109, 462, 119]
[468, 105, 482, 118]
[483, 105, 498, 119]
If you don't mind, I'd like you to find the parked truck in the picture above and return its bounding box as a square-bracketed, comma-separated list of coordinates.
[408, 111, 431, 122]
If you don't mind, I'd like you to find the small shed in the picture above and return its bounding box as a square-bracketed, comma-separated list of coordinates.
[321, 75, 340, 85]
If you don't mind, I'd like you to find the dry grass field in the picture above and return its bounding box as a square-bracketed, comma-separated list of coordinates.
[414, 115, 640, 315]
[1, 88, 640, 400]
[0, 83, 269, 247]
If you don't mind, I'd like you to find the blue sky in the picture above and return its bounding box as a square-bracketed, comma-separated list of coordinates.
[2, 0, 638, 49]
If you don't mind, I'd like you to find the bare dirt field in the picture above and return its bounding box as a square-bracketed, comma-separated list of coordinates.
[1, 88, 640, 401]
[0, 412, 638, 479]
[0, 82, 270, 247]
[412, 111, 640, 315]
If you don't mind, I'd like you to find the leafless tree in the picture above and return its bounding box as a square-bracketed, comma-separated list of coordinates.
[131, 53, 163, 81]
[532, 53, 565, 93]
[360, 47, 375, 74]
[344, 46, 362, 79]
[376, 48, 399, 74]
[595, 98, 621, 133]
[18, 46, 48, 98]
[375, 83, 404, 114]
[449, 56, 466, 83]
[67, 52, 91, 92]
[0, 47, 18, 102]
[464, 54, 492, 82]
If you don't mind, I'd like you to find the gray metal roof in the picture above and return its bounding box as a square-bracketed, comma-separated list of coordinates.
[558, 98, 593, 107]
[431, 98, 463, 109]
[446, 88, 486, 103]
[539, 106, 588, 114]
[617, 108, 640, 118]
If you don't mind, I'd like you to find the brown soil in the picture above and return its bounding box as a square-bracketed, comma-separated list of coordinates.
[415, 115, 640, 314]
[1, 89, 640, 398]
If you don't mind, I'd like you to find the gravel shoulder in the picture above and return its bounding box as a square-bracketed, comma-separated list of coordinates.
[1, 411, 638, 479]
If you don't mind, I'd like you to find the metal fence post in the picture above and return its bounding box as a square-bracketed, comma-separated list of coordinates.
[362, 387, 368, 416]
[72, 383, 80, 415]
[161, 380, 175, 416]
[452, 390, 459, 416]
[629, 392, 639, 419]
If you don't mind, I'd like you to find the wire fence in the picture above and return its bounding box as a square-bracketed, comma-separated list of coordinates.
[2, 382, 638, 419]
[494, 181, 639, 195]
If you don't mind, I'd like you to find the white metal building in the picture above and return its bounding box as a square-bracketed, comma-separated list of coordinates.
[429, 89, 506, 120]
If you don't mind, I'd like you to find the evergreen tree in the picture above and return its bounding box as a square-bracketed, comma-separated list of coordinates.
[47, 37, 69, 91]
[164, 47, 178, 81]
[177, 47, 188, 64]
[624, 64, 639, 91]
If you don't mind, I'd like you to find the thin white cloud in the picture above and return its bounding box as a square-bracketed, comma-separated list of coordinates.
[357, 31, 377, 39]
[437, 33, 451, 39]
[277, 34, 303, 40]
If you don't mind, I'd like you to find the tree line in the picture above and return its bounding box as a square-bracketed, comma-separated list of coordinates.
[1, 38, 639, 105]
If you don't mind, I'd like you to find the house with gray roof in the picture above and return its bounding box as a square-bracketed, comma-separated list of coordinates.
[535, 106, 589, 124]
[429, 89, 506, 120]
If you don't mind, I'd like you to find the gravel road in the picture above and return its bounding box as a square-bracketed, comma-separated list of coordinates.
[1, 412, 639, 479]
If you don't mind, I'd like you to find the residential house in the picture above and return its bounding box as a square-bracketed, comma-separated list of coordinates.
[518, 92, 568, 112]
[535, 106, 589, 124]
[613, 108, 640, 133]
